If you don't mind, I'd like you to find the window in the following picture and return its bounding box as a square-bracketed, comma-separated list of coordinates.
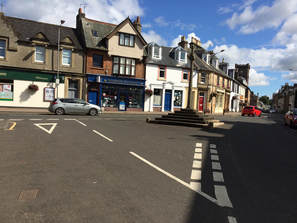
[182, 70, 189, 81]
[119, 33, 135, 47]
[0, 40, 6, 58]
[222, 78, 225, 87]
[152, 45, 161, 59]
[0, 79, 13, 101]
[62, 49, 72, 66]
[35, 46, 45, 63]
[159, 66, 166, 79]
[201, 73, 206, 83]
[68, 79, 79, 98]
[113, 56, 135, 76]
[153, 89, 162, 106]
[92, 30, 98, 37]
[93, 54, 103, 68]
[175, 49, 187, 63]
[217, 76, 220, 86]
[174, 90, 183, 107]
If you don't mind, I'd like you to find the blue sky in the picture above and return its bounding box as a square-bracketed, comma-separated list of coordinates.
[3, 0, 297, 97]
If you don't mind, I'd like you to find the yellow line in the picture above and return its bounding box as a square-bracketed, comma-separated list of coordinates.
[8, 122, 16, 130]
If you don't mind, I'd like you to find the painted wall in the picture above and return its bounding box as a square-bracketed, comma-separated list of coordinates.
[108, 23, 144, 60]
[0, 80, 64, 108]
[144, 64, 189, 112]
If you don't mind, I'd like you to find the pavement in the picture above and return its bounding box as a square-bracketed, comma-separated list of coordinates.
[1, 112, 295, 223]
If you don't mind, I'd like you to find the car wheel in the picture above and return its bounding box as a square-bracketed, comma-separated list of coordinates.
[290, 121, 294, 128]
[258, 113, 261, 117]
[241, 114, 244, 116]
[55, 107, 65, 115]
[89, 108, 97, 116]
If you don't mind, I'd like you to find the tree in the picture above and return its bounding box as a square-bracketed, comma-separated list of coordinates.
[259, 95, 270, 105]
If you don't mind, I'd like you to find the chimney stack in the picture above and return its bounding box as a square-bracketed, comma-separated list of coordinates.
[133, 16, 142, 33]
[178, 36, 188, 49]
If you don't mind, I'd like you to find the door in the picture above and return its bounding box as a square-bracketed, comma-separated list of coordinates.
[88, 91, 98, 105]
[118, 88, 127, 111]
[164, 90, 172, 111]
[198, 92, 204, 112]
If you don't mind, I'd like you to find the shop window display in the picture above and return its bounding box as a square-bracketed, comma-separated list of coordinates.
[0, 79, 13, 101]
[174, 90, 183, 107]
[127, 87, 143, 108]
[102, 85, 118, 108]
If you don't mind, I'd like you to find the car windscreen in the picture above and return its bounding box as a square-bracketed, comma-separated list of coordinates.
[245, 107, 253, 109]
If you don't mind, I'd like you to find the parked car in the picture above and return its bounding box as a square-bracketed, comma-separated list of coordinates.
[241, 106, 262, 117]
[269, 108, 276, 113]
[49, 98, 101, 116]
[284, 108, 297, 128]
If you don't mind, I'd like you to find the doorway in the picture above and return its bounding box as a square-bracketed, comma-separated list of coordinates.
[164, 90, 172, 111]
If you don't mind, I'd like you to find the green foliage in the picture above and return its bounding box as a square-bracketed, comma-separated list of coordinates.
[259, 96, 270, 105]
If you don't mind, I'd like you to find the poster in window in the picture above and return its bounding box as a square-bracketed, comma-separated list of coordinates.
[0, 84, 13, 100]
[44, 87, 55, 102]
[3, 84, 11, 92]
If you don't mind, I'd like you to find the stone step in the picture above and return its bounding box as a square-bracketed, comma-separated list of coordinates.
[166, 113, 214, 120]
[148, 119, 209, 128]
[156, 117, 208, 124]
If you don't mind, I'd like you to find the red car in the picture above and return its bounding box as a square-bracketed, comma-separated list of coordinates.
[241, 106, 262, 117]
[284, 108, 297, 128]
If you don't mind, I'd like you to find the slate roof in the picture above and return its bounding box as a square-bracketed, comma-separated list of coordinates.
[80, 17, 116, 50]
[145, 44, 191, 69]
[5, 16, 82, 50]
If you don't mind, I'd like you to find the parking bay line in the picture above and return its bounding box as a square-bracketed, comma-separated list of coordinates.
[129, 151, 218, 206]
[64, 118, 87, 127]
[92, 130, 113, 142]
[8, 122, 16, 130]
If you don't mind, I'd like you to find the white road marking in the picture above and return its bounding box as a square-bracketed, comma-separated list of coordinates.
[64, 118, 75, 120]
[29, 119, 42, 121]
[34, 123, 57, 135]
[228, 216, 238, 223]
[213, 171, 224, 182]
[195, 148, 202, 153]
[210, 149, 218, 154]
[191, 169, 202, 180]
[129, 151, 218, 205]
[74, 119, 87, 126]
[196, 143, 202, 148]
[194, 153, 202, 160]
[190, 182, 201, 191]
[8, 119, 23, 121]
[192, 160, 202, 169]
[92, 130, 113, 142]
[211, 155, 219, 161]
[47, 118, 59, 120]
[7, 122, 16, 131]
[210, 144, 217, 149]
[0, 119, 4, 121]
[212, 162, 222, 170]
[214, 185, 233, 208]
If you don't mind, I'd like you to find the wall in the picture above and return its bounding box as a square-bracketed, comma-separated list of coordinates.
[0, 80, 64, 107]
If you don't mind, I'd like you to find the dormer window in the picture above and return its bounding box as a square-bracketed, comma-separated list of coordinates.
[0, 40, 6, 59]
[152, 43, 162, 59]
[92, 30, 98, 37]
[174, 47, 187, 63]
[119, 33, 135, 47]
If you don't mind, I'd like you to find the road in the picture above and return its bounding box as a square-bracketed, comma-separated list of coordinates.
[0, 113, 296, 223]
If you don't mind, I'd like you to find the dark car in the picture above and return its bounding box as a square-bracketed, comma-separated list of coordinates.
[284, 108, 297, 128]
[241, 106, 262, 117]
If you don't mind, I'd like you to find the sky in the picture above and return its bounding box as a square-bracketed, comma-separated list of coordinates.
[2, 0, 297, 98]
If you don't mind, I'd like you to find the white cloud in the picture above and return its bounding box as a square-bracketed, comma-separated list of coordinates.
[282, 72, 297, 82]
[202, 40, 214, 49]
[217, 7, 233, 15]
[5, 0, 144, 27]
[225, 0, 297, 34]
[142, 30, 167, 46]
[154, 16, 169, 27]
[249, 68, 270, 86]
[142, 23, 152, 28]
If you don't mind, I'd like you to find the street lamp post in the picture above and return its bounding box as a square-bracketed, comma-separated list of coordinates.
[186, 42, 194, 110]
[56, 20, 65, 98]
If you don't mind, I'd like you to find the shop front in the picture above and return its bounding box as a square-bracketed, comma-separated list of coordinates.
[87, 75, 145, 111]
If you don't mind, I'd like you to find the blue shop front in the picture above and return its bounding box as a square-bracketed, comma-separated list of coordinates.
[87, 75, 145, 111]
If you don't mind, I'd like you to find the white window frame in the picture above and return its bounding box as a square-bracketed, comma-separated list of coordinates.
[62, 48, 72, 66]
[152, 45, 162, 59]
[200, 73, 206, 84]
[0, 40, 6, 59]
[175, 50, 187, 63]
[35, 46, 45, 63]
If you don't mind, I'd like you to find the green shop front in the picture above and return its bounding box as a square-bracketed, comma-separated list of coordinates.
[87, 75, 145, 111]
[0, 68, 64, 107]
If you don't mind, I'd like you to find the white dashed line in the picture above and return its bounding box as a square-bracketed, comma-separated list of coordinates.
[210, 144, 217, 149]
[29, 119, 42, 121]
[214, 185, 233, 208]
[194, 153, 202, 160]
[64, 118, 75, 120]
[212, 162, 222, 170]
[129, 151, 218, 205]
[192, 160, 202, 168]
[8, 119, 23, 121]
[47, 118, 59, 120]
[190, 169, 202, 180]
[211, 155, 219, 161]
[92, 130, 113, 142]
[74, 119, 87, 126]
[196, 143, 202, 148]
[228, 216, 238, 223]
[0, 119, 4, 121]
[213, 171, 224, 182]
[195, 148, 202, 153]
[190, 182, 201, 191]
[210, 149, 218, 154]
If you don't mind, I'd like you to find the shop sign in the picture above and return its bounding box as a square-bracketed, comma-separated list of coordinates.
[44, 87, 55, 102]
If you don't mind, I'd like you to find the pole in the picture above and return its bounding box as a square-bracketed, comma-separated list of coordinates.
[187, 43, 194, 110]
[56, 25, 61, 98]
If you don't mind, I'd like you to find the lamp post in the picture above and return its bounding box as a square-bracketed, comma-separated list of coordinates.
[56, 19, 65, 98]
[186, 42, 195, 110]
